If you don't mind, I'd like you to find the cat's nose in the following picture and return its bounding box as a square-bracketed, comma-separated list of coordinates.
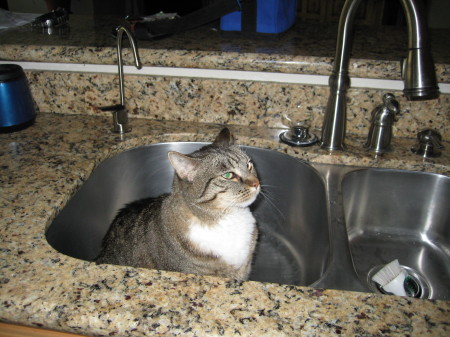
[246, 177, 260, 188]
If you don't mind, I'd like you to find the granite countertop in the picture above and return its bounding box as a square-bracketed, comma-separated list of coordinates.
[0, 12, 449, 336]
[0, 15, 449, 82]
[1, 112, 449, 336]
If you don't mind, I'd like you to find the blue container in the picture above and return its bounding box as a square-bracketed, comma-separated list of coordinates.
[0, 64, 36, 132]
[220, 0, 297, 34]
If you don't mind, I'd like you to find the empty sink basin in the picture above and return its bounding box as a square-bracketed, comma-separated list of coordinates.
[342, 169, 450, 300]
[46, 143, 330, 286]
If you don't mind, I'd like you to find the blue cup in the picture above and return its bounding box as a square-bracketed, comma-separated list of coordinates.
[0, 64, 36, 132]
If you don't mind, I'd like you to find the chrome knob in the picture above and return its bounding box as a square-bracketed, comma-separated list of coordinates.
[280, 124, 318, 147]
[411, 129, 444, 158]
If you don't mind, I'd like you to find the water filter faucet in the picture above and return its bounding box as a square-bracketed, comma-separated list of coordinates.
[99, 25, 142, 134]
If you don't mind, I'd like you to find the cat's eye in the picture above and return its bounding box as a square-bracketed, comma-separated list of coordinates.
[247, 161, 254, 171]
[222, 172, 236, 180]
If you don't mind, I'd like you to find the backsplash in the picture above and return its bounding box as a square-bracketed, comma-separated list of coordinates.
[27, 70, 449, 139]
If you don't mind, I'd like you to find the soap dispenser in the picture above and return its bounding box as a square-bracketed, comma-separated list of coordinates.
[364, 93, 400, 154]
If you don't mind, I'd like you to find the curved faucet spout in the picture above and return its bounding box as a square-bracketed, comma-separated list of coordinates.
[116, 25, 142, 107]
[400, 0, 439, 100]
[320, 0, 439, 151]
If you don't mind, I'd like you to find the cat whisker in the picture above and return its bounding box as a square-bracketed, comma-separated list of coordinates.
[147, 165, 171, 177]
[257, 188, 285, 221]
[259, 183, 282, 190]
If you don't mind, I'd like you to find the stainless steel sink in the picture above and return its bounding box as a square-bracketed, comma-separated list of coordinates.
[342, 169, 450, 300]
[46, 142, 450, 299]
[46, 143, 330, 286]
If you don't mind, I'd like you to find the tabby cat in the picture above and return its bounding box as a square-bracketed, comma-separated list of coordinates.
[95, 128, 260, 280]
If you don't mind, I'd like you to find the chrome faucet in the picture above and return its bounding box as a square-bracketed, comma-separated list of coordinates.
[320, 0, 439, 151]
[364, 93, 400, 154]
[100, 25, 142, 133]
[116, 26, 142, 108]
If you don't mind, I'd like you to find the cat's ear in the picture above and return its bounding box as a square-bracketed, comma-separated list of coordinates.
[168, 152, 200, 182]
[213, 128, 235, 147]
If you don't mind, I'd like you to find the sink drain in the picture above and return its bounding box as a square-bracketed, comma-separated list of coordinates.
[367, 264, 432, 299]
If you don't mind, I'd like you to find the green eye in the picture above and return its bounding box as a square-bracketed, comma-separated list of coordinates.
[222, 172, 236, 180]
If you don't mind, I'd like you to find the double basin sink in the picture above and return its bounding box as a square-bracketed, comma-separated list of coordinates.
[46, 142, 450, 300]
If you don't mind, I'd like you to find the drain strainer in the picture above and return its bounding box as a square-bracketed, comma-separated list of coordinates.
[367, 264, 432, 299]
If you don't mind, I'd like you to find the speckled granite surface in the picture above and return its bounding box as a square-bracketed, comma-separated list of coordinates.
[1, 12, 449, 336]
[1, 15, 448, 140]
[1, 14, 448, 141]
[25, 71, 450, 140]
[0, 15, 449, 82]
[0, 113, 449, 336]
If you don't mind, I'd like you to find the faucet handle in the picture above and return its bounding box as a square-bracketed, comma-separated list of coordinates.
[97, 104, 131, 133]
[370, 93, 399, 125]
[98, 104, 124, 112]
[411, 129, 444, 158]
[383, 93, 400, 114]
[111, 108, 132, 134]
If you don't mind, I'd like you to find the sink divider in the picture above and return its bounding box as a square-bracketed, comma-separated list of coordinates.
[310, 164, 369, 292]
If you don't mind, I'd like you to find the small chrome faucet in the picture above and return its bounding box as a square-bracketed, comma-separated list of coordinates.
[364, 93, 400, 154]
[100, 25, 142, 133]
[321, 0, 439, 151]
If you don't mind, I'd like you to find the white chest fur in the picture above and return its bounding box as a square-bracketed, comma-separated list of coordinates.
[187, 208, 256, 268]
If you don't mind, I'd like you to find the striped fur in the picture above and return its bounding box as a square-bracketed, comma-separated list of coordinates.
[96, 128, 260, 280]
